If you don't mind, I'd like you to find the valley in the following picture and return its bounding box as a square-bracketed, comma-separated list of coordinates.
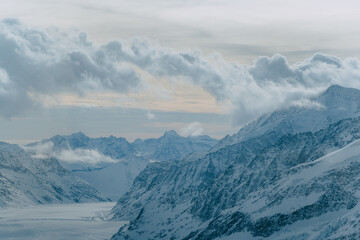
[0, 202, 126, 240]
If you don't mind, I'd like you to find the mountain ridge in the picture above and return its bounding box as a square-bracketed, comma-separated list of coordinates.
[213, 84, 360, 151]
[26, 130, 218, 200]
[110, 85, 360, 239]
[0, 142, 107, 208]
[111, 116, 360, 239]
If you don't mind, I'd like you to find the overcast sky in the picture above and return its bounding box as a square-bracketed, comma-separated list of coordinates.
[1, 0, 360, 143]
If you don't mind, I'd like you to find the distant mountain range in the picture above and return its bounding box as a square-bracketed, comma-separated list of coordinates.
[110, 85, 360, 239]
[26, 130, 219, 200]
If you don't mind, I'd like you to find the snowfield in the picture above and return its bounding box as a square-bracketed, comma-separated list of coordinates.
[0, 202, 127, 240]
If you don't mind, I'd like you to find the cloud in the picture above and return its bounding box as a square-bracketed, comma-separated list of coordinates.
[180, 122, 204, 137]
[146, 111, 156, 120]
[22, 142, 117, 165]
[0, 18, 141, 118]
[106, 38, 360, 125]
[290, 99, 326, 110]
[102, 39, 228, 101]
[22, 141, 54, 159]
[3, 19, 360, 126]
[55, 148, 117, 165]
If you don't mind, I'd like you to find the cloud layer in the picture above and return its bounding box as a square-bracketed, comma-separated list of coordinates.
[23, 141, 117, 165]
[100, 39, 360, 125]
[2, 19, 360, 126]
[180, 122, 204, 137]
[0, 18, 141, 118]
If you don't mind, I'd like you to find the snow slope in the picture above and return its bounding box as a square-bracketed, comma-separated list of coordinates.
[111, 85, 360, 239]
[214, 85, 360, 150]
[219, 138, 360, 240]
[0, 142, 106, 208]
[111, 116, 360, 239]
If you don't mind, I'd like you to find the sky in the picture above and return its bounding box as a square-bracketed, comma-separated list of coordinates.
[1, 0, 360, 143]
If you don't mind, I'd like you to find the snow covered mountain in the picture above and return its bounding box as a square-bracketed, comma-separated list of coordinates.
[111, 85, 360, 239]
[27, 131, 218, 200]
[214, 84, 360, 150]
[132, 130, 219, 161]
[0, 142, 106, 208]
[26, 132, 134, 170]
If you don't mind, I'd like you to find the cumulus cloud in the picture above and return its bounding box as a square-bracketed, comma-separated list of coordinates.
[146, 111, 156, 120]
[290, 99, 326, 110]
[180, 122, 204, 137]
[22, 141, 54, 159]
[55, 148, 117, 165]
[3, 19, 360, 125]
[0, 18, 141, 118]
[101, 38, 360, 125]
[23, 142, 117, 165]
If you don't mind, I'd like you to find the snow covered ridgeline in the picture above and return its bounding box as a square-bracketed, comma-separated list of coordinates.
[112, 117, 360, 239]
[28, 130, 219, 166]
[27, 130, 218, 200]
[214, 84, 360, 151]
[0, 142, 106, 208]
[110, 85, 360, 240]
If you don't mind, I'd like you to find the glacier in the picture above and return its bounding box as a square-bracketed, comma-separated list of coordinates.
[0, 202, 125, 240]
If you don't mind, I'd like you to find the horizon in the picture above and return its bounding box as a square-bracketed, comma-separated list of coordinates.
[4, 83, 357, 145]
[7, 128, 223, 146]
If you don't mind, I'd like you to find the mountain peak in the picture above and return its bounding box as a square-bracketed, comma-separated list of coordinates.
[319, 84, 360, 99]
[325, 84, 345, 92]
[316, 85, 360, 110]
[0, 141, 24, 153]
[70, 131, 88, 139]
[133, 138, 143, 143]
[212, 84, 360, 151]
[163, 130, 180, 137]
